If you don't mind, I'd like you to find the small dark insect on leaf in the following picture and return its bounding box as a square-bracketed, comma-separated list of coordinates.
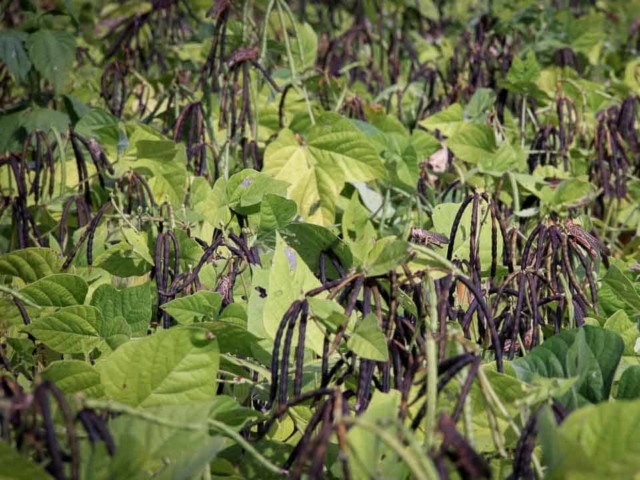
[256, 286, 267, 298]
[563, 219, 610, 257]
[409, 227, 450, 247]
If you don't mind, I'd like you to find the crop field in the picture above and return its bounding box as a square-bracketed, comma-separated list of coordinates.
[1, 0, 640, 478]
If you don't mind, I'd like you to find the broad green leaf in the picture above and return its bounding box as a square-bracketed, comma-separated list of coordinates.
[122, 229, 155, 266]
[25, 305, 103, 354]
[0, 248, 61, 283]
[19, 107, 70, 134]
[161, 291, 222, 324]
[97, 243, 153, 278]
[19, 273, 88, 307]
[290, 22, 317, 71]
[603, 265, 640, 314]
[617, 366, 640, 400]
[545, 178, 596, 208]
[0, 441, 49, 480]
[227, 170, 289, 213]
[75, 108, 119, 140]
[465, 88, 497, 120]
[95, 402, 224, 480]
[540, 399, 640, 479]
[512, 326, 624, 408]
[478, 141, 526, 174]
[90, 283, 152, 336]
[26, 30, 76, 94]
[259, 194, 297, 232]
[603, 310, 640, 355]
[308, 297, 347, 333]
[346, 390, 401, 476]
[96, 325, 220, 407]
[259, 234, 325, 354]
[507, 51, 541, 85]
[263, 114, 385, 225]
[280, 222, 353, 273]
[347, 314, 388, 361]
[362, 237, 410, 276]
[131, 141, 188, 207]
[194, 177, 232, 229]
[418, 103, 464, 136]
[0, 31, 31, 81]
[98, 315, 132, 352]
[41, 360, 103, 396]
[446, 123, 497, 164]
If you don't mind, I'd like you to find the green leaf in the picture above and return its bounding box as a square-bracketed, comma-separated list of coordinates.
[540, 399, 640, 479]
[257, 233, 325, 355]
[288, 21, 317, 71]
[19, 274, 88, 307]
[96, 325, 220, 407]
[511, 326, 624, 408]
[161, 291, 222, 324]
[90, 283, 152, 337]
[280, 222, 352, 273]
[132, 141, 188, 207]
[26, 30, 76, 94]
[548, 179, 596, 208]
[41, 360, 103, 396]
[102, 402, 225, 480]
[98, 315, 132, 352]
[0, 441, 50, 480]
[478, 141, 526, 174]
[603, 310, 640, 355]
[122, 229, 155, 266]
[506, 51, 541, 85]
[362, 238, 410, 276]
[0, 248, 61, 283]
[260, 194, 297, 232]
[194, 177, 232, 229]
[346, 390, 401, 476]
[347, 314, 389, 361]
[446, 123, 497, 164]
[418, 103, 464, 136]
[227, 170, 289, 213]
[263, 114, 385, 225]
[20, 107, 70, 133]
[617, 366, 640, 400]
[25, 305, 104, 354]
[603, 265, 640, 314]
[308, 297, 347, 333]
[465, 88, 497, 120]
[0, 31, 31, 81]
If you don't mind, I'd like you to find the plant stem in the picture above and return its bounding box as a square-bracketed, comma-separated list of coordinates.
[0, 285, 42, 309]
[209, 419, 287, 476]
[275, 0, 315, 125]
[423, 273, 438, 450]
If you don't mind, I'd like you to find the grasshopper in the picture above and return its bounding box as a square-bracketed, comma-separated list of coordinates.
[409, 227, 450, 248]
[562, 219, 610, 258]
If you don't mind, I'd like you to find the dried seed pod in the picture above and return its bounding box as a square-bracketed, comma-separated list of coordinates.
[101, 60, 129, 118]
[438, 414, 491, 479]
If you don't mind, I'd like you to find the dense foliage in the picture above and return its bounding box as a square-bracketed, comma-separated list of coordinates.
[1, 0, 640, 478]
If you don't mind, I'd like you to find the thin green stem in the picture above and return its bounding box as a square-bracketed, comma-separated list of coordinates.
[209, 419, 287, 477]
[0, 285, 42, 309]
